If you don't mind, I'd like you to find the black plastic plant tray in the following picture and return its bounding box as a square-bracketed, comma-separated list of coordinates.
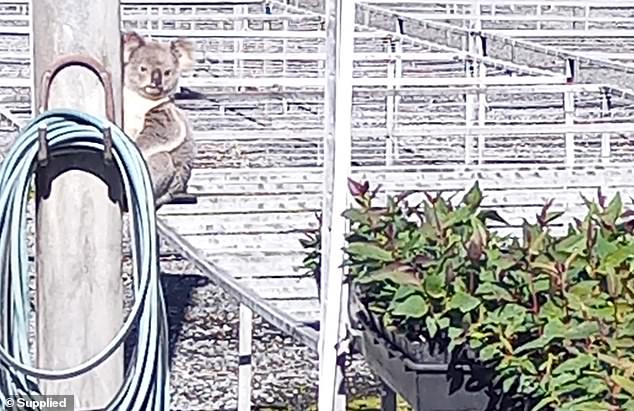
[349, 285, 490, 411]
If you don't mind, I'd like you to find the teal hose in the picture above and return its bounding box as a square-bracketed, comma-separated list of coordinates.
[0, 109, 169, 410]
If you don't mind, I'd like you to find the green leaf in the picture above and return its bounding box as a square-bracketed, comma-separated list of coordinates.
[612, 375, 634, 396]
[479, 209, 509, 225]
[426, 316, 438, 338]
[566, 322, 600, 340]
[558, 400, 611, 411]
[577, 376, 610, 396]
[497, 303, 528, 322]
[516, 335, 552, 354]
[392, 285, 418, 302]
[346, 242, 393, 262]
[603, 243, 634, 269]
[424, 274, 446, 299]
[552, 354, 595, 375]
[475, 282, 514, 302]
[502, 375, 517, 393]
[618, 317, 634, 338]
[479, 344, 498, 361]
[442, 206, 474, 229]
[342, 208, 371, 225]
[531, 396, 557, 411]
[447, 326, 463, 341]
[596, 233, 618, 259]
[357, 266, 420, 287]
[550, 372, 578, 390]
[392, 294, 429, 318]
[604, 192, 623, 224]
[462, 182, 483, 209]
[540, 300, 565, 320]
[568, 281, 599, 300]
[543, 318, 568, 340]
[437, 317, 450, 329]
[558, 234, 586, 253]
[447, 291, 481, 313]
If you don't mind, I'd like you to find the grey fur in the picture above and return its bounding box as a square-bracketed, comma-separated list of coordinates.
[122, 31, 196, 209]
[135, 101, 197, 208]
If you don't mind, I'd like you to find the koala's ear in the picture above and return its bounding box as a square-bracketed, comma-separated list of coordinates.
[170, 38, 194, 71]
[122, 31, 145, 63]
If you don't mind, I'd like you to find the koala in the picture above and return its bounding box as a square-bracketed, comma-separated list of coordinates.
[122, 31, 197, 208]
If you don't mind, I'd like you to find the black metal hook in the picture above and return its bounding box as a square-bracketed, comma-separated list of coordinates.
[37, 124, 49, 168]
[102, 126, 113, 165]
[38, 54, 117, 165]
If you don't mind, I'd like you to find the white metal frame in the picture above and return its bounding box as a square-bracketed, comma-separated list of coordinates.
[357, 4, 634, 74]
[3, 1, 634, 410]
[313, 1, 634, 409]
[317, 0, 354, 409]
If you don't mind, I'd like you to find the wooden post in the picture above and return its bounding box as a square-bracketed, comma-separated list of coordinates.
[31, 0, 124, 409]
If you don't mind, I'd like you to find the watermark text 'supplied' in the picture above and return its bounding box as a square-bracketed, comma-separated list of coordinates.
[4, 395, 74, 410]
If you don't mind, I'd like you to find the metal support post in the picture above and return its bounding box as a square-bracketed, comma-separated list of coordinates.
[564, 58, 576, 165]
[464, 34, 476, 164]
[476, 33, 487, 164]
[601, 88, 612, 163]
[238, 304, 253, 411]
[381, 383, 397, 411]
[31, 0, 124, 409]
[235, 4, 254, 409]
[318, 0, 354, 409]
[385, 35, 401, 166]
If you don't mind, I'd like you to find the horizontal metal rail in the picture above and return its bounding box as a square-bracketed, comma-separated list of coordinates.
[182, 74, 569, 88]
[134, 28, 325, 38]
[0, 26, 28, 34]
[395, 15, 634, 24]
[358, 4, 634, 75]
[487, 30, 634, 38]
[267, 0, 565, 78]
[205, 51, 461, 61]
[350, 75, 567, 87]
[0, 51, 466, 62]
[188, 121, 634, 140]
[7, 77, 621, 96]
[391, 122, 634, 137]
[363, 0, 634, 7]
[188, 162, 634, 176]
[124, 0, 263, 4]
[122, 13, 321, 20]
[177, 83, 626, 100]
[0, 78, 29, 87]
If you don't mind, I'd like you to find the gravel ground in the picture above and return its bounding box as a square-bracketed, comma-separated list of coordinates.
[120, 216, 380, 411]
[157, 269, 381, 411]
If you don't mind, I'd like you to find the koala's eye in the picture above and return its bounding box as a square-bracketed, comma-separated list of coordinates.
[139, 65, 148, 73]
[164, 69, 172, 76]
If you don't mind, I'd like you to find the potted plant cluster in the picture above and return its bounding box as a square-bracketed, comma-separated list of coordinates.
[300, 179, 634, 411]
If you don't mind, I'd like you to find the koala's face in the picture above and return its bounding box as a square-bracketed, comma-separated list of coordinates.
[123, 32, 193, 100]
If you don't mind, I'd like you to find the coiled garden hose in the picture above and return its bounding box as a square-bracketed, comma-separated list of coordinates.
[0, 109, 169, 410]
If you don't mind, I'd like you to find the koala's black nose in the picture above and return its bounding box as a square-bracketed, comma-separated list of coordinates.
[150, 69, 162, 86]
